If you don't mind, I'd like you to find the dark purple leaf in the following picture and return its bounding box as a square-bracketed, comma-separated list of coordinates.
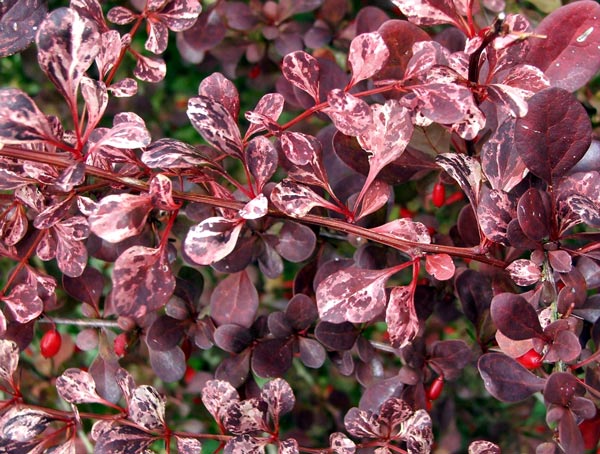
[147, 315, 184, 352]
[316, 266, 396, 324]
[63, 266, 104, 307]
[252, 338, 293, 378]
[545, 329, 581, 363]
[128, 385, 165, 430]
[89, 356, 121, 404]
[261, 378, 295, 420]
[386, 285, 419, 349]
[285, 294, 318, 331]
[0, 88, 55, 144]
[274, 221, 316, 263]
[0, 0, 47, 57]
[298, 337, 326, 368]
[314, 321, 358, 351]
[478, 353, 546, 402]
[429, 340, 473, 381]
[548, 250, 572, 274]
[36, 8, 100, 105]
[267, 312, 293, 338]
[515, 88, 592, 183]
[176, 6, 226, 64]
[214, 324, 253, 353]
[281, 51, 320, 103]
[56, 368, 102, 404]
[88, 193, 153, 243]
[347, 32, 389, 87]
[149, 346, 186, 382]
[134, 53, 166, 83]
[183, 217, 244, 265]
[215, 349, 251, 388]
[93, 422, 154, 454]
[210, 271, 258, 328]
[544, 372, 586, 407]
[525, 1, 600, 92]
[517, 188, 550, 241]
[111, 246, 175, 318]
[491, 293, 544, 340]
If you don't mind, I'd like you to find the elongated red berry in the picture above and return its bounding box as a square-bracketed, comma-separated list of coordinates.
[426, 375, 444, 401]
[114, 333, 128, 357]
[40, 329, 62, 358]
[432, 182, 446, 208]
[516, 349, 543, 369]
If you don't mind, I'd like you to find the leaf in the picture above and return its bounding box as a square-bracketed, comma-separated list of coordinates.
[491, 293, 544, 340]
[111, 246, 175, 318]
[525, 1, 600, 92]
[517, 188, 551, 241]
[214, 324, 253, 353]
[329, 432, 356, 454]
[344, 407, 382, 438]
[1, 283, 43, 323]
[274, 221, 316, 263]
[325, 89, 372, 136]
[0, 0, 47, 57]
[149, 346, 186, 382]
[252, 338, 294, 378]
[202, 379, 239, 423]
[298, 337, 326, 368]
[245, 93, 285, 137]
[436, 153, 482, 208]
[314, 321, 359, 351]
[176, 437, 202, 454]
[107, 6, 136, 24]
[261, 378, 295, 420]
[210, 271, 258, 328]
[429, 340, 473, 381]
[187, 95, 242, 157]
[239, 194, 268, 220]
[279, 438, 299, 454]
[56, 368, 102, 404]
[0, 339, 19, 383]
[0, 407, 52, 441]
[281, 51, 320, 103]
[183, 217, 244, 265]
[0, 88, 54, 144]
[425, 253, 455, 280]
[347, 32, 389, 87]
[402, 409, 433, 454]
[88, 193, 153, 243]
[245, 136, 278, 192]
[134, 53, 166, 83]
[147, 315, 184, 352]
[93, 423, 154, 454]
[270, 179, 340, 218]
[477, 187, 515, 245]
[145, 17, 169, 54]
[355, 180, 391, 220]
[157, 0, 202, 32]
[478, 353, 546, 402]
[385, 286, 419, 349]
[371, 218, 431, 244]
[506, 259, 542, 286]
[63, 266, 104, 307]
[142, 138, 209, 169]
[316, 266, 396, 324]
[223, 398, 269, 434]
[223, 434, 265, 454]
[390, 0, 463, 27]
[515, 87, 592, 183]
[280, 132, 321, 166]
[129, 385, 165, 430]
[468, 440, 501, 454]
[36, 8, 100, 106]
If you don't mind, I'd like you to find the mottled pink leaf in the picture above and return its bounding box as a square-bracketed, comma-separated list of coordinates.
[402, 409, 433, 453]
[157, 0, 202, 32]
[325, 89, 372, 136]
[526, 1, 600, 92]
[54, 225, 88, 278]
[270, 179, 340, 218]
[202, 379, 239, 423]
[370, 218, 431, 244]
[280, 132, 321, 166]
[95, 30, 122, 77]
[128, 385, 165, 430]
[245, 136, 278, 192]
[1, 284, 43, 323]
[0, 407, 53, 441]
[329, 432, 356, 454]
[0, 340, 19, 383]
[0, 88, 55, 144]
[245, 93, 284, 138]
[56, 368, 102, 404]
[468, 440, 501, 454]
[425, 253, 455, 280]
[145, 17, 169, 54]
[184, 216, 244, 265]
[355, 180, 391, 220]
[149, 174, 180, 210]
[436, 153, 482, 208]
[344, 407, 382, 438]
[282, 51, 320, 103]
[107, 6, 136, 24]
[142, 138, 208, 169]
[0, 203, 28, 245]
[223, 398, 269, 434]
[386, 286, 419, 349]
[347, 32, 389, 87]
[199, 72, 239, 119]
[239, 194, 268, 220]
[134, 53, 166, 83]
[93, 422, 154, 454]
[279, 438, 299, 454]
[316, 266, 397, 323]
[391, 0, 462, 27]
[506, 259, 541, 286]
[477, 187, 515, 245]
[187, 95, 242, 157]
[210, 271, 258, 328]
[515, 87, 592, 183]
[111, 246, 175, 318]
[223, 434, 265, 454]
[108, 78, 138, 97]
[88, 193, 153, 243]
[36, 8, 100, 105]
[176, 437, 202, 454]
[261, 378, 295, 421]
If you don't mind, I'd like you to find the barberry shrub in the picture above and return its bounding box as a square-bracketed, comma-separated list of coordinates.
[0, 0, 599, 452]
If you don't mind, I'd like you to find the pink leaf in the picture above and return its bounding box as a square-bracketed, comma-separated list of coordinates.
[390, 0, 462, 28]
[36, 8, 100, 105]
[142, 138, 208, 169]
[316, 266, 397, 323]
[261, 378, 295, 421]
[129, 385, 165, 430]
[371, 219, 431, 244]
[149, 174, 180, 210]
[176, 437, 203, 454]
[187, 95, 243, 157]
[270, 179, 340, 218]
[386, 286, 419, 348]
[201, 379, 239, 423]
[134, 53, 166, 83]
[157, 0, 202, 32]
[239, 194, 268, 220]
[56, 368, 102, 404]
[0, 88, 55, 144]
[107, 6, 136, 24]
[280, 132, 321, 166]
[279, 438, 299, 454]
[245, 136, 278, 192]
[108, 78, 138, 97]
[88, 193, 153, 243]
[0, 407, 54, 441]
[54, 225, 88, 278]
[1, 284, 43, 323]
[355, 180, 391, 220]
[223, 398, 269, 434]
[282, 51, 320, 103]
[145, 17, 169, 54]
[96, 30, 122, 77]
[0, 340, 19, 384]
[506, 259, 542, 286]
[329, 432, 356, 454]
[245, 93, 284, 138]
[325, 89, 372, 136]
[210, 271, 259, 328]
[347, 32, 389, 87]
[436, 153, 482, 208]
[111, 246, 176, 318]
[425, 253, 455, 280]
[184, 216, 244, 265]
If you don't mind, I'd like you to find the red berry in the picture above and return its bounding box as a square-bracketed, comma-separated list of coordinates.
[426, 376, 444, 401]
[114, 333, 128, 357]
[432, 182, 446, 208]
[516, 349, 543, 369]
[249, 65, 261, 79]
[40, 329, 62, 358]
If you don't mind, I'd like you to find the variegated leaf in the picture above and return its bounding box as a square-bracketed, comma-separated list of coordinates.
[134, 53, 166, 83]
[325, 89, 372, 136]
[402, 409, 433, 454]
[245, 136, 278, 192]
[348, 32, 389, 87]
[88, 193, 153, 243]
[188, 95, 243, 157]
[239, 194, 268, 220]
[0, 88, 55, 144]
[370, 219, 431, 244]
[129, 385, 165, 430]
[223, 398, 269, 434]
[183, 217, 244, 265]
[0, 407, 52, 442]
[477, 188, 515, 244]
[1, 284, 43, 323]
[108, 78, 138, 97]
[36, 8, 100, 105]
[142, 138, 208, 169]
[0, 340, 19, 383]
[56, 368, 102, 404]
[92, 422, 154, 454]
[261, 378, 295, 420]
[223, 434, 265, 454]
[158, 0, 202, 32]
[107, 6, 136, 25]
[390, 0, 462, 27]
[201, 379, 239, 423]
[95, 30, 122, 78]
[279, 438, 299, 454]
[316, 266, 397, 324]
[355, 180, 391, 220]
[145, 18, 169, 54]
[468, 440, 501, 454]
[425, 253, 455, 280]
[386, 286, 419, 349]
[436, 153, 482, 208]
[245, 93, 284, 138]
[176, 436, 202, 454]
[329, 432, 356, 454]
[344, 407, 382, 438]
[506, 259, 541, 286]
[112, 246, 175, 318]
[80, 77, 108, 133]
[149, 173, 180, 210]
[280, 131, 321, 166]
[281, 51, 320, 103]
[270, 179, 340, 218]
[198, 72, 239, 119]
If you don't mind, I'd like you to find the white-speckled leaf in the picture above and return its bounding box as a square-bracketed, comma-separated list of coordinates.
[56, 368, 102, 404]
[348, 32, 389, 87]
[281, 51, 320, 103]
[128, 385, 165, 430]
[183, 217, 244, 265]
